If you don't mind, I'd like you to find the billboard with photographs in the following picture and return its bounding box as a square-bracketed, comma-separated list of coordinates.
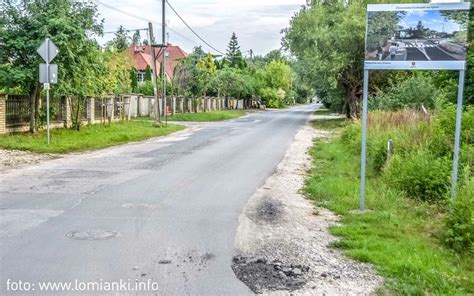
[364, 2, 470, 70]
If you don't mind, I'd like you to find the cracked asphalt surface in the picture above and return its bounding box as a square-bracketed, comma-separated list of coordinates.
[0, 104, 318, 295]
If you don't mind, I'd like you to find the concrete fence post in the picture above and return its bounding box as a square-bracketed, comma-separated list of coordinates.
[0, 94, 6, 135]
[179, 96, 184, 113]
[137, 95, 141, 116]
[106, 96, 113, 123]
[61, 96, 72, 128]
[87, 97, 95, 124]
[124, 96, 131, 121]
[172, 96, 176, 115]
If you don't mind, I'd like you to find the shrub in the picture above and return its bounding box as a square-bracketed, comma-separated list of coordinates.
[384, 152, 452, 202]
[432, 105, 474, 148]
[135, 80, 154, 96]
[443, 180, 474, 255]
[369, 75, 438, 111]
[260, 87, 285, 108]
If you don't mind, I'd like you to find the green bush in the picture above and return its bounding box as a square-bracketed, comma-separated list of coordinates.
[369, 75, 439, 111]
[432, 105, 474, 148]
[443, 180, 474, 255]
[384, 152, 452, 202]
[135, 80, 154, 96]
[260, 87, 285, 108]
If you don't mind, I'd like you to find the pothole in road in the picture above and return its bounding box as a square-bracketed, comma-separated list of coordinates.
[232, 256, 308, 293]
[250, 198, 284, 223]
[66, 229, 119, 240]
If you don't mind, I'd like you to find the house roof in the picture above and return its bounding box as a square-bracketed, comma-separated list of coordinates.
[128, 44, 187, 78]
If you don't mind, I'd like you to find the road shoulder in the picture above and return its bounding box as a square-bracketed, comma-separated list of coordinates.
[232, 121, 383, 295]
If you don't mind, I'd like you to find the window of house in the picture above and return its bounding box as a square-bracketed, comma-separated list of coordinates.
[137, 71, 144, 83]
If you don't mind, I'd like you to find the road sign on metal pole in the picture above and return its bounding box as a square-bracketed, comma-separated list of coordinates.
[37, 38, 59, 145]
[39, 64, 57, 83]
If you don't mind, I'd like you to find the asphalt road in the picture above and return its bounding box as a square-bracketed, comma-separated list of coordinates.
[425, 46, 457, 61]
[406, 48, 428, 61]
[0, 104, 318, 295]
[403, 40, 458, 61]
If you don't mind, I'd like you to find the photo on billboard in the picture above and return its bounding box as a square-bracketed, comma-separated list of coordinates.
[364, 2, 470, 70]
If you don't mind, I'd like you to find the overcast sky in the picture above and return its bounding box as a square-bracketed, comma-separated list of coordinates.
[96, 0, 306, 56]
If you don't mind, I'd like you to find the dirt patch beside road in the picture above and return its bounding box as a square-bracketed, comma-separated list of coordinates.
[0, 149, 59, 173]
[233, 123, 383, 295]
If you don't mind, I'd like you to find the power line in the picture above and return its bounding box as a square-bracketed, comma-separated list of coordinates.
[165, 0, 225, 55]
[93, 0, 203, 48]
[103, 28, 148, 34]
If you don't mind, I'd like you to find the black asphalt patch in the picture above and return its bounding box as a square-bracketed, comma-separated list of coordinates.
[252, 198, 284, 223]
[232, 256, 308, 293]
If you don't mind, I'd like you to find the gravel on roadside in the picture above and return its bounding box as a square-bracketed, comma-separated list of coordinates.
[232, 121, 383, 295]
[0, 149, 59, 173]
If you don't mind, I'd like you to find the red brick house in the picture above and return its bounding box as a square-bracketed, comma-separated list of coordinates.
[127, 44, 188, 82]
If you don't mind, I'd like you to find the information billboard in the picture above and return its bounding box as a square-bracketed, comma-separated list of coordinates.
[364, 2, 470, 70]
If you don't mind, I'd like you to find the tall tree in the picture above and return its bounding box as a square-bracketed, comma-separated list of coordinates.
[225, 32, 246, 68]
[196, 53, 217, 99]
[109, 25, 130, 51]
[0, 0, 104, 132]
[283, 1, 365, 118]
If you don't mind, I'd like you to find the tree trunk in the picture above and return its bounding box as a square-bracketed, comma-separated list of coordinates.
[34, 90, 40, 131]
[29, 83, 40, 133]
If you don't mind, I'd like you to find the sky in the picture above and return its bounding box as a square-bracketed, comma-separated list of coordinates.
[399, 10, 465, 34]
[95, 0, 306, 56]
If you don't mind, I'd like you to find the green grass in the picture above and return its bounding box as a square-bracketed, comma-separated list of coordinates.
[314, 108, 334, 115]
[305, 120, 473, 295]
[166, 110, 248, 122]
[312, 117, 348, 131]
[0, 120, 184, 153]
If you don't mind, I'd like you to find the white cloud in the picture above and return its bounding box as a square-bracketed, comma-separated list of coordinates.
[96, 0, 305, 55]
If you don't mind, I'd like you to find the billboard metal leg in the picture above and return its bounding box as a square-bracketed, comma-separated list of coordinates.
[451, 70, 465, 199]
[360, 70, 369, 210]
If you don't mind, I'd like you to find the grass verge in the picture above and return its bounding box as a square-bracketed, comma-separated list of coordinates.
[0, 120, 184, 153]
[314, 108, 334, 115]
[166, 110, 248, 122]
[306, 117, 473, 295]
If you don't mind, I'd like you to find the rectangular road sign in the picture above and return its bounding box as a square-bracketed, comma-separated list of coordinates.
[37, 38, 59, 63]
[39, 64, 58, 84]
[364, 2, 470, 70]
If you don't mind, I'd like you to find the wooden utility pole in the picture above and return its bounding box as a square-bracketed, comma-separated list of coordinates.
[148, 22, 161, 124]
[162, 0, 167, 122]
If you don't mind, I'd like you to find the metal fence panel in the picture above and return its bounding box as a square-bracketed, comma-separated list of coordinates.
[95, 98, 106, 119]
[6, 95, 30, 127]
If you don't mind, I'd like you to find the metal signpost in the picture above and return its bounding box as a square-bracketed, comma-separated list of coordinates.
[37, 38, 59, 145]
[360, 2, 470, 209]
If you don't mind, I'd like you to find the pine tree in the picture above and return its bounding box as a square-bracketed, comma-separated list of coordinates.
[132, 30, 141, 45]
[110, 25, 130, 51]
[225, 32, 244, 68]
